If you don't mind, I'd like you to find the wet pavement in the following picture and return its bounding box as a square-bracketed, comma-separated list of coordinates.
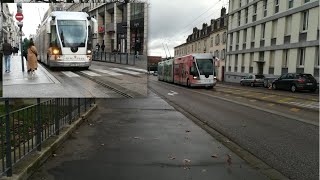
[29, 91, 268, 180]
[2, 55, 147, 98]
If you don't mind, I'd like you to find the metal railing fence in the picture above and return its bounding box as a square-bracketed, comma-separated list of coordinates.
[0, 98, 95, 177]
[92, 51, 137, 66]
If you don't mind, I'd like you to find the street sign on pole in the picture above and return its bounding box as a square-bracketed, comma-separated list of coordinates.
[15, 13, 24, 22]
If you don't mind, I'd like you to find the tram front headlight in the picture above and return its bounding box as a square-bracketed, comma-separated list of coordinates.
[87, 50, 92, 54]
[52, 49, 60, 55]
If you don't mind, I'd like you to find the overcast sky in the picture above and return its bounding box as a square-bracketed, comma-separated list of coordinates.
[149, 0, 229, 57]
[8, 3, 49, 39]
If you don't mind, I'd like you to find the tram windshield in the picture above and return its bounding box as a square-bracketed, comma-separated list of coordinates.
[196, 59, 214, 75]
[57, 20, 87, 47]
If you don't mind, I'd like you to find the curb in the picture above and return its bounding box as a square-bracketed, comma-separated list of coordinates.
[215, 89, 319, 113]
[149, 87, 289, 180]
[1, 104, 97, 180]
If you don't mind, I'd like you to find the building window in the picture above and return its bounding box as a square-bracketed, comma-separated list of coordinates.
[253, 3, 257, 21]
[283, 49, 289, 68]
[263, 0, 268, 17]
[243, 29, 247, 43]
[298, 48, 305, 66]
[275, 0, 279, 13]
[239, 0, 242, 7]
[250, 53, 254, 67]
[285, 15, 292, 35]
[245, 8, 248, 23]
[261, 23, 265, 39]
[215, 34, 220, 45]
[270, 51, 275, 67]
[236, 31, 240, 44]
[241, 54, 245, 66]
[221, 49, 225, 59]
[301, 11, 309, 31]
[223, 32, 227, 43]
[272, 20, 277, 38]
[288, 0, 294, 9]
[235, 54, 238, 68]
[230, 33, 233, 45]
[259, 52, 264, 61]
[251, 26, 255, 41]
[238, 12, 241, 26]
[211, 37, 213, 47]
[305, 0, 310, 3]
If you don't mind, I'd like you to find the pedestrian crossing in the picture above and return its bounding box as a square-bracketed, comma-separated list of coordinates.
[286, 101, 319, 109]
[60, 67, 146, 78]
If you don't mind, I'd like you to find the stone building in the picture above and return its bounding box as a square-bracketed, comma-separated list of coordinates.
[66, 2, 148, 55]
[226, 0, 319, 83]
[174, 7, 228, 81]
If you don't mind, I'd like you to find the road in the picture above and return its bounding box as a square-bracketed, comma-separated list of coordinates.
[3, 56, 147, 98]
[29, 92, 269, 180]
[148, 76, 319, 180]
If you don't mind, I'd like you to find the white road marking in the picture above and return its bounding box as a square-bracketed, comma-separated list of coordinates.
[125, 67, 148, 73]
[91, 68, 123, 76]
[168, 90, 178, 96]
[61, 71, 80, 77]
[110, 68, 141, 75]
[81, 71, 101, 76]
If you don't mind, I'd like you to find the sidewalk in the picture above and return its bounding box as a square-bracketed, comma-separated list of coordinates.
[29, 91, 269, 180]
[2, 55, 60, 86]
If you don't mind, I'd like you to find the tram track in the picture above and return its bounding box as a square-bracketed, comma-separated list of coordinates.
[74, 71, 134, 98]
[216, 84, 319, 102]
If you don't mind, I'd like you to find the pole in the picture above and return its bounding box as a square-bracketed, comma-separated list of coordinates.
[20, 27, 24, 72]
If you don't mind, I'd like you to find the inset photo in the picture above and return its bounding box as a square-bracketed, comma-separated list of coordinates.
[2, 2, 148, 98]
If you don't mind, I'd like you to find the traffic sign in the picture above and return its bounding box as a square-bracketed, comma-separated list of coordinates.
[15, 13, 24, 22]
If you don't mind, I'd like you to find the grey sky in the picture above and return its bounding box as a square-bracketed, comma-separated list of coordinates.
[149, 0, 229, 57]
[8, 3, 49, 39]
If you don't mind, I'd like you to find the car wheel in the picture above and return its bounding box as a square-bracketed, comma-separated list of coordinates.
[250, 82, 255, 87]
[291, 84, 296, 93]
[240, 81, 244, 86]
[272, 83, 277, 90]
[310, 88, 316, 93]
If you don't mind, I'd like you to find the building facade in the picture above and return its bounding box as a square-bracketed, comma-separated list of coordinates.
[66, 2, 148, 55]
[226, 0, 319, 83]
[2, 3, 20, 48]
[174, 8, 228, 81]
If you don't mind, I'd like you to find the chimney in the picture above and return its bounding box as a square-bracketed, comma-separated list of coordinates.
[221, 7, 226, 17]
[202, 23, 207, 29]
[193, 27, 198, 33]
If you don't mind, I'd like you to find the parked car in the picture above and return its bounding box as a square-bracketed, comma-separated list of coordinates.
[272, 73, 318, 92]
[264, 77, 277, 88]
[152, 71, 158, 76]
[240, 74, 265, 87]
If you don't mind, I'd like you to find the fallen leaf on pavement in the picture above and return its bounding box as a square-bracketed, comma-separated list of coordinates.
[226, 154, 232, 166]
[185, 130, 190, 133]
[202, 169, 207, 173]
[52, 154, 57, 157]
[225, 140, 230, 143]
[211, 154, 218, 158]
[133, 137, 141, 139]
[183, 167, 191, 170]
[183, 159, 191, 164]
[88, 123, 94, 126]
[168, 155, 176, 160]
[101, 144, 104, 146]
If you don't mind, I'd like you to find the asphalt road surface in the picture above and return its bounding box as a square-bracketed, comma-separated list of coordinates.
[148, 77, 319, 180]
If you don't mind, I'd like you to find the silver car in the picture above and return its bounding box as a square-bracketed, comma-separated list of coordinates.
[240, 74, 265, 87]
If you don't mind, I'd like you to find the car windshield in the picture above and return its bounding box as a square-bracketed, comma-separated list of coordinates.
[255, 75, 265, 79]
[196, 59, 214, 75]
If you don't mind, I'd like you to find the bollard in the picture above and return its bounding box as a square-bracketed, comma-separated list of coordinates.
[78, 98, 81, 118]
[5, 99, 12, 176]
[36, 98, 41, 151]
[126, 53, 129, 65]
[69, 98, 72, 125]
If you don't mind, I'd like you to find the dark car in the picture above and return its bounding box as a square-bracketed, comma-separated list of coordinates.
[264, 77, 277, 88]
[240, 74, 265, 87]
[272, 73, 318, 92]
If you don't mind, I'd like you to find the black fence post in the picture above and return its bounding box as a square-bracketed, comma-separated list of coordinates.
[134, 54, 136, 66]
[5, 98, 12, 177]
[84, 99, 87, 112]
[36, 98, 41, 151]
[55, 98, 60, 135]
[69, 98, 72, 125]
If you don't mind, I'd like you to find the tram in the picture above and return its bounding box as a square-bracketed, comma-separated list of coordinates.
[158, 53, 216, 89]
[34, 11, 98, 68]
